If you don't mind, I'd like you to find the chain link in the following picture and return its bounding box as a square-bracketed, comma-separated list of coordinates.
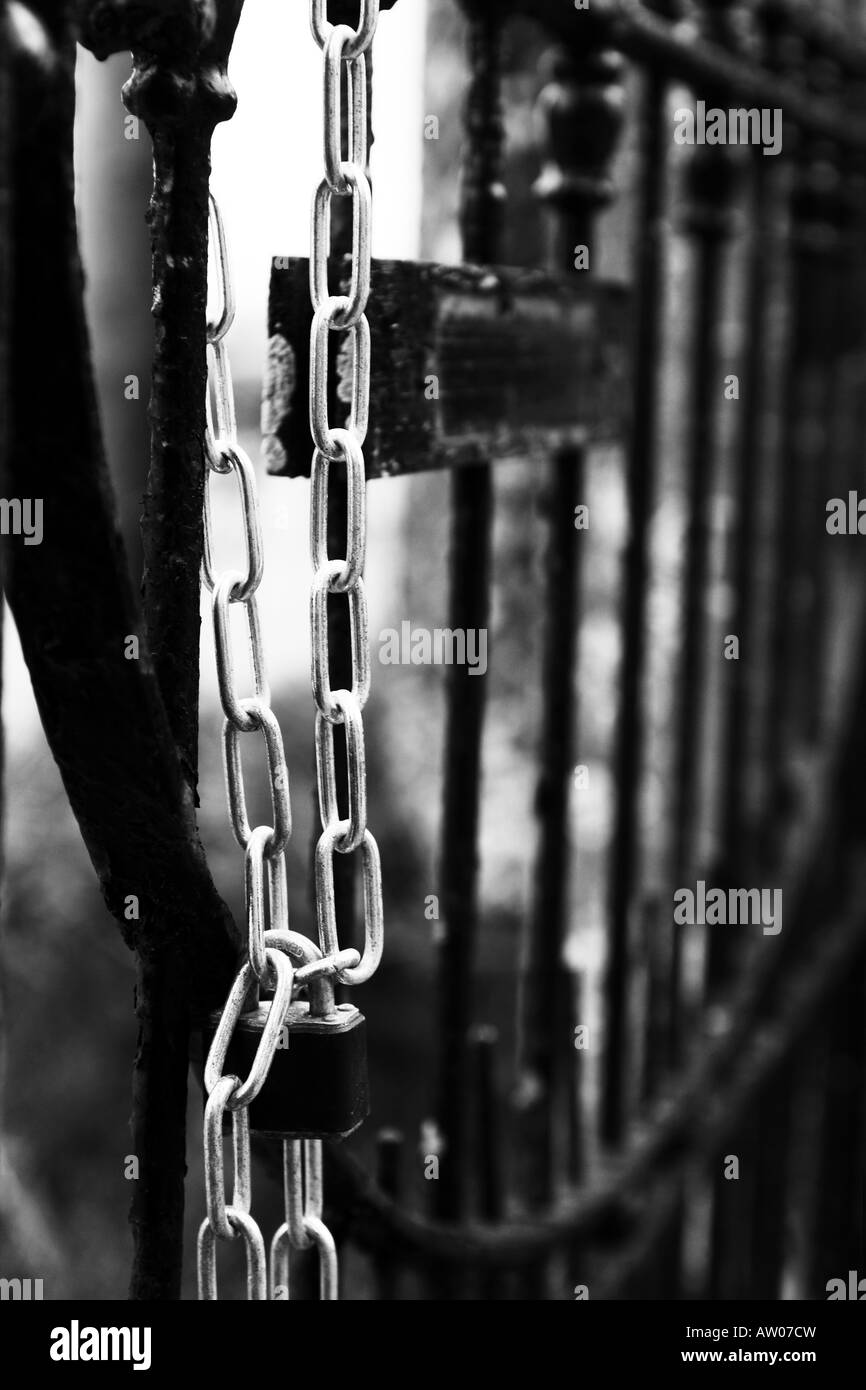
[311, 0, 378, 59]
[198, 1212, 268, 1301]
[203, 1075, 251, 1241]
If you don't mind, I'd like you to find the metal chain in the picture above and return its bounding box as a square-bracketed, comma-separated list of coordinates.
[197, 0, 384, 1298]
[270, 1140, 338, 1301]
[198, 195, 300, 1301]
[309, 0, 383, 990]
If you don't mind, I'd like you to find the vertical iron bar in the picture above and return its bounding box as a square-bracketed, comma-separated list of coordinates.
[471, 1026, 508, 1299]
[795, 50, 842, 751]
[718, 174, 770, 868]
[640, 897, 666, 1107]
[517, 441, 581, 1211]
[566, 970, 585, 1184]
[747, 1069, 792, 1299]
[434, 3, 503, 1238]
[472, 1026, 505, 1224]
[372, 1128, 404, 1300]
[679, 6, 751, 1293]
[762, 16, 812, 857]
[518, 34, 623, 1299]
[707, 11, 775, 1003]
[670, 0, 740, 1033]
[806, 962, 866, 1297]
[706, 1121, 755, 1298]
[94, 3, 245, 1302]
[603, 2, 680, 1142]
[672, 240, 725, 994]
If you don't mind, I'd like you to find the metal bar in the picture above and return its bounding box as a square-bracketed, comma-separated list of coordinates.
[472, 1027, 505, 1225]
[798, 55, 844, 749]
[373, 1129, 404, 1299]
[435, 465, 493, 1226]
[705, 92, 777, 1001]
[516, 35, 624, 1300]
[717, 147, 773, 890]
[264, 260, 629, 480]
[117, 4, 244, 1303]
[602, 29, 672, 1143]
[763, 53, 820, 860]
[747, 1069, 792, 1298]
[434, 2, 503, 1236]
[672, 231, 724, 1007]
[566, 970, 586, 1184]
[806, 960, 866, 1297]
[471, 1027, 508, 1299]
[640, 897, 666, 1107]
[517, 449, 581, 1217]
[670, 0, 741, 1013]
[705, 1134, 754, 1298]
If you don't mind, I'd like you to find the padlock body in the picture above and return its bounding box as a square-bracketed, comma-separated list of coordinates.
[205, 1000, 369, 1138]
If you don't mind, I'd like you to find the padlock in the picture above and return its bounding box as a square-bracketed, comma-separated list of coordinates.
[205, 931, 369, 1139]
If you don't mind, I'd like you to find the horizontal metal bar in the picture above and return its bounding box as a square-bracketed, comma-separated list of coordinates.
[511, 0, 866, 150]
[264, 259, 630, 479]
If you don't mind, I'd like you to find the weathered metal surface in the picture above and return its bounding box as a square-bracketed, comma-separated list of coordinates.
[264, 259, 630, 479]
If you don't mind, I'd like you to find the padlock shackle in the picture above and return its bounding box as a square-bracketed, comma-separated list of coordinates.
[263, 930, 335, 1018]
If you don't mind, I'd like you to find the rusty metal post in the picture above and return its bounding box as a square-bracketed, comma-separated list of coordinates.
[77, 0, 245, 1301]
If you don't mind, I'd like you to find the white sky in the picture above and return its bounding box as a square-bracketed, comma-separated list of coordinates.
[211, 1, 427, 381]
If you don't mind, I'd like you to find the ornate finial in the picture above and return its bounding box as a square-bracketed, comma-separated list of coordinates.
[76, 0, 243, 128]
[533, 43, 625, 267]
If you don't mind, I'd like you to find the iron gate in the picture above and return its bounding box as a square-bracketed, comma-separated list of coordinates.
[2, 0, 866, 1301]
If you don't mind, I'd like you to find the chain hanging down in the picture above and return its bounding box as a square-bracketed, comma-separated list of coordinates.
[197, 0, 383, 1301]
[267, 0, 384, 1298]
[197, 192, 300, 1300]
[308, 1, 383, 989]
